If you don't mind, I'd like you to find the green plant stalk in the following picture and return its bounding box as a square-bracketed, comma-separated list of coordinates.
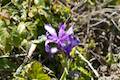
[60, 67, 68, 80]
[59, 54, 70, 80]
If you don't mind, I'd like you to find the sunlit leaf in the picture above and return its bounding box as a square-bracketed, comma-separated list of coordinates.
[77, 67, 91, 77]
[0, 19, 6, 28]
[34, 0, 45, 6]
[0, 28, 10, 54]
[70, 47, 76, 57]
[17, 22, 26, 34]
[106, 52, 115, 65]
[13, 61, 51, 80]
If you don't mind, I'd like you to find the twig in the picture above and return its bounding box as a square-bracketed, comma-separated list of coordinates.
[76, 49, 99, 77]
[108, 32, 113, 53]
[111, 19, 120, 31]
[24, 35, 46, 63]
[20, 46, 27, 53]
[83, 14, 91, 46]
[0, 54, 27, 58]
[27, 43, 37, 59]
[1, 2, 12, 9]
[89, 50, 106, 65]
[90, 19, 108, 27]
[15, 43, 37, 75]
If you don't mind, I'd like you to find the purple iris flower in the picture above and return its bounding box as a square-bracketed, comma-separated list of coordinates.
[44, 23, 80, 55]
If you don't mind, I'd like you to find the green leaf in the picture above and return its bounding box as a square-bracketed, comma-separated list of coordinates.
[11, 26, 27, 47]
[14, 61, 51, 80]
[34, 0, 45, 6]
[108, 0, 120, 5]
[70, 47, 76, 58]
[106, 52, 115, 65]
[0, 28, 10, 54]
[52, 2, 70, 15]
[17, 22, 26, 34]
[0, 19, 6, 28]
[26, 22, 38, 38]
[1, 0, 11, 6]
[11, 32, 23, 47]
[5, 37, 12, 53]
[77, 67, 91, 77]
[0, 58, 17, 71]
[88, 39, 96, 49]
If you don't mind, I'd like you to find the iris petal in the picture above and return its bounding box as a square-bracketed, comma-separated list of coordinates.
[45, 40, 54, 53]
[46, 32, 58, 41]
[70, 36, 80, 47]
[44, 24, 57, 37]
[66, 26, 74, 35]
[58, 24, 66, 38]
[61, 36, 80, 54]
